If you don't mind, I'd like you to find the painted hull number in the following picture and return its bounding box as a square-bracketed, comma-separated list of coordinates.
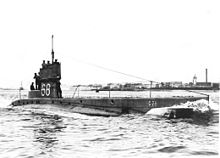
[41, 83, 51, 96]
[148, 100, 157, 107]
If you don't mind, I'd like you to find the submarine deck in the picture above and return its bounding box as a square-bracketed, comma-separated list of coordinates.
[11, 96, 208, 115]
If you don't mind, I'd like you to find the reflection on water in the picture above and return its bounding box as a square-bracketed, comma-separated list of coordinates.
[31, 112, 66, 157]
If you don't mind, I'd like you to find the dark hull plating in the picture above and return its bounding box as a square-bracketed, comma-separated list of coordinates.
[11, 96, 208, 116]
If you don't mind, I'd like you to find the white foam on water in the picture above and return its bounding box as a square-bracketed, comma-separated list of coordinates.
[146, 99, 217, 117]
[172, 99, 211, 113]
[0, 91, 20, 108]
[146, 107, 170, 116]
[208, 99, 219, 111]
[0, 96, 12, 108]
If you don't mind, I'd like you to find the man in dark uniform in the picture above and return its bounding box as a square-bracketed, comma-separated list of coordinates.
[30, 82, 35, 90]
[56, 81, 62, 98]
[34, 73, 41, 90]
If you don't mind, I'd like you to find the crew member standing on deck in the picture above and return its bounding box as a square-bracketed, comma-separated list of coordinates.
[56, 81, 62, 98]
[30, 82, 35, 90]
[34, 73, 41, 90]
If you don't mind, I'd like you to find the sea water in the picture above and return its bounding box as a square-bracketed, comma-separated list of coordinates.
[0, 90, 219, 158]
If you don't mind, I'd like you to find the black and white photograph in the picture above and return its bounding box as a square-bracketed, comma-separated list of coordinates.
[0, 0, 219, 157]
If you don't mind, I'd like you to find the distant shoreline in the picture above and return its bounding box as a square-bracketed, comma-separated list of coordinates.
[0, 88, 23, 90]
[92, 88, 219, 92]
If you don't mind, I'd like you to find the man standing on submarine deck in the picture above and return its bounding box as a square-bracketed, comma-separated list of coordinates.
[30, 82, 35, 90]
[56, 81, 62, 98]
[34, 73, 41, 90]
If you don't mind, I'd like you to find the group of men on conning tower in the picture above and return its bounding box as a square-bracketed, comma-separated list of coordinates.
[30, 73, 40, 90]
[30, 59, 62, 98]
[30, 35, 62, 98]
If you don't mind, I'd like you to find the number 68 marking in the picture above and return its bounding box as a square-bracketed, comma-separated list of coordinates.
[41, 83, 51, 96]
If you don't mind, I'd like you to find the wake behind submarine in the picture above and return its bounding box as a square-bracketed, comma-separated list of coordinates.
[10, 36, 209, 118]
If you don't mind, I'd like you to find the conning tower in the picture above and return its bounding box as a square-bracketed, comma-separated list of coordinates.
[29, 35, 62, 98]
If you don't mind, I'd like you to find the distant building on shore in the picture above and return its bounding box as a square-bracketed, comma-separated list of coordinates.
[87, 68, 219, 91]
[196, 82, 212, 87]
[158, 81, 183, 88]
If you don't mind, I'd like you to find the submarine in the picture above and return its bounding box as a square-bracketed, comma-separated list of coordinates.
[10, 36, 209, 118]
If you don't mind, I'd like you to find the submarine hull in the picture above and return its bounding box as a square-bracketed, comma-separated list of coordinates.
[11, 96, 207, 117]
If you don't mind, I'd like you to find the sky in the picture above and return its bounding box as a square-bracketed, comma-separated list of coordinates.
[0, 0, 219, 89]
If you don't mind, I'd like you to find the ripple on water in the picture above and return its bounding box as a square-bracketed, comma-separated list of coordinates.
[158, 145, 186, 153]
[191, 151, 219, 156]
[87, 137, 121, 142]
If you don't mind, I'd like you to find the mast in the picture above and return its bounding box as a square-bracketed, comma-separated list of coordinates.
[51, 35, 54, 63]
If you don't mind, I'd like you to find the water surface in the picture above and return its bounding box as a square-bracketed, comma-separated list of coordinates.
[0, 90, 219, 158]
